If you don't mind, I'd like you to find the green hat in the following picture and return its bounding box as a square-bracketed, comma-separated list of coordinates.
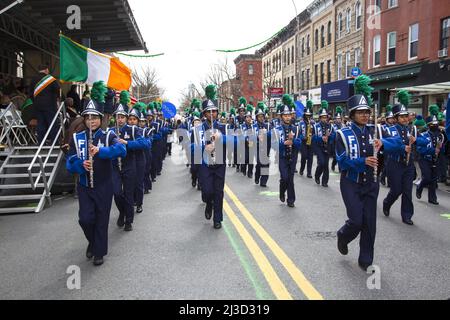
[245, 105, 254, 118]
[229, 107, 236, 117]
[385, 104, 394, 118]
[354, 74, 374, 107]
[318, 100, 329, 117]
[335, 106, 343, 119]
[414, 115, 426, 127]
[256, 102, 267, 116]
[238, 97, 247, 110]
[202, 85, 218, 112]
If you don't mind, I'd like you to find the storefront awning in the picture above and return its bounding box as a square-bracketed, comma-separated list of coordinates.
[391, 81, 450, 95]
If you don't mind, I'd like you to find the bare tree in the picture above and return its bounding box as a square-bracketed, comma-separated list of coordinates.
[131, 66, 165, 104]
[179, 83, 203, 110]
[200, 57, 241, 110]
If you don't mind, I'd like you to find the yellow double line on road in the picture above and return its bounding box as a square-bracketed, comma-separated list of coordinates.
[223, 184, 324, 300]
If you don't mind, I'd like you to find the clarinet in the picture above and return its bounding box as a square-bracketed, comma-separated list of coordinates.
[406, 125, 415, 166]
[116, 115, 122, 172]
[88, 114, 94, 188]
[373, 103, 378, 182]
[284, 124, 292, 161]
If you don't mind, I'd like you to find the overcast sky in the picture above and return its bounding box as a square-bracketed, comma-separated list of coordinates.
[122, 0, 310, 105]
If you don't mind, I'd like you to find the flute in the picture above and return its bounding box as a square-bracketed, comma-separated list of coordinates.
[88, 113, 94, 188]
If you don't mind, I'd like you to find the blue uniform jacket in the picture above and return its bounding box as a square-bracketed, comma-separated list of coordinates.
[272, 124, 302, 158]
[66, 128, 126, 187]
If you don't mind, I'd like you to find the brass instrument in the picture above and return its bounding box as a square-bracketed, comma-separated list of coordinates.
[88, 114, 94, 188]
[306, 121, 312, 146]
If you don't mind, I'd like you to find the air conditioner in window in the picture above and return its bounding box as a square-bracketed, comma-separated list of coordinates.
[438, 48, 448, 58]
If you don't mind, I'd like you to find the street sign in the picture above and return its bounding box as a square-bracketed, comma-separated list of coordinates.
[351, 67, 362, 78]
[270, 87, 284, 98]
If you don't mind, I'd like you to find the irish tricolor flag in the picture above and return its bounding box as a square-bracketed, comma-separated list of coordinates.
[59, 34, 132, 91]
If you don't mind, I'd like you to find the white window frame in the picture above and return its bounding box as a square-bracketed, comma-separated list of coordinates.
[346, 9, 352, 33]
[374, 0, 381, 14]
[345, 51, 351, 78]
[338, 13, 343, 39]
[373, 35, 381, 67]
[355, 48, 361, 68]
[388, 0, 398, 9]
[248, 64, 254, 75]
[355, 1, 362, 30]
[386, 32, 396, 64]
[337, 54, 342, 80]
[409, 23, 419, 60]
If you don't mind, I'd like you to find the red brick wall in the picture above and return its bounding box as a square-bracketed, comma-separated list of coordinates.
[236, 59, 263, 105]
[364, 0, 450, 72]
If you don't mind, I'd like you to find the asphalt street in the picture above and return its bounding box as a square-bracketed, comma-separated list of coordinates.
[0, 142, 449, 300]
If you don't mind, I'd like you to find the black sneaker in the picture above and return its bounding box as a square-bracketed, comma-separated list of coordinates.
[192, 180, 197, 188]
[205, 202, 213, 220]
[322, 183, 328, 188]
[93, 256, 104, 266]
[279, 192, 286, 203]
[86, 244, 93, 259]
[136, 206, 143, 214]
[307, 175, 313, 179]
[315, 177, 320, 185]
[383, 202, 390, 217]
[214, 222, 222, 229]
[287, 203, 295, 208]
[117, 217, 125, 228]
[337, 234, 348, 255]
[152, 178, 156, 182]
[416, 187, 422, 200]
[299, 171, 304, 176]
[402, 219, 414, 226]
[124, 223, 133, 231]
[358, 262, 371, 272]
[428, 200, 439, 205]
[144, 190, 150, 194]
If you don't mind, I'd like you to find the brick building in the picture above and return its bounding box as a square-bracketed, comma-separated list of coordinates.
[364, 0, 450, 115]
[234, 54, 263, 106]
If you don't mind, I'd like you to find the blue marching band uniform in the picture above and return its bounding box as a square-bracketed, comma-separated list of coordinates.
[65, 83, 174, 266]
[66, 81, 126, 266]
[298, 101, 314, 178]
[312, 100, 336, 188]
[66, 76, 448, 272]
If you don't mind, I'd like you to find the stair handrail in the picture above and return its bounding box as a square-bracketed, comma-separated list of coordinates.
[0, 102, 14, 150]
[27, 102, 67, 191]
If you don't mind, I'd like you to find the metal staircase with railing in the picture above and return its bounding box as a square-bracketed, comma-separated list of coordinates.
[0, 102, 68, 214]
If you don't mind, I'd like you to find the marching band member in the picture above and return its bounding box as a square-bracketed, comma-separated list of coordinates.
[66, 81, 126, 266]
[193, 85, 228, 229]
[335, 92, 384, 271]
[273, 95, 302, 207]
[298, 101, 314, 178]
[382, 90, 427, 226]
[241, 105, 256, 179]
[128, 105, 151, 215]
[254, 102, 272, 187]
[313, 100, 335, 188]
[416, 105, 444, 205]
